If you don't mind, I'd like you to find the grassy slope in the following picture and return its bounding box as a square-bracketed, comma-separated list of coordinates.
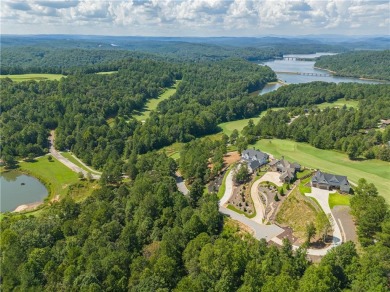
[20, 156, 79, 198]
[134, 80, 180, 121]
[0, 74, 65, 81]
[276, 187, 319, 239]
[253, 139, 390, 201]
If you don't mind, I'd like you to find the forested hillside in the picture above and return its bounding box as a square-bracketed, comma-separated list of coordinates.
[315, 50, 390, 81]
[0, 45, 280, 75]
[1, 152, 389, 291]
[0, 58, 276, 171]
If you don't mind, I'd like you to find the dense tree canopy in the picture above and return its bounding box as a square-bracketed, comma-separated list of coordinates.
[315, 50, 390, 81]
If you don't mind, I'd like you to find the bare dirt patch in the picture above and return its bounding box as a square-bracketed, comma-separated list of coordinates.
[224, 151, 240, 166]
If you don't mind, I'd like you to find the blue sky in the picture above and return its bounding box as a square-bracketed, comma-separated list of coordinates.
[1, 0, 389, 36]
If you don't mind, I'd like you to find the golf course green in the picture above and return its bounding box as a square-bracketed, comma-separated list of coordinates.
[252, 139, 390, 201]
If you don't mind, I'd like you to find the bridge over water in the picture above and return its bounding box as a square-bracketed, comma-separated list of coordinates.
[283, 57, 316, 61]
[275, 71, 332, 77]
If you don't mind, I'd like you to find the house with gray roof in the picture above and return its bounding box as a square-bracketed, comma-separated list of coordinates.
[311, 170, 350, 193]
[241, 149, 269, 172]
[269, 157, 301, 182]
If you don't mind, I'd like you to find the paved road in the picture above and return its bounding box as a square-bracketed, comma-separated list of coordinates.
[220, 207, 284, 241]
[49, 131, 101, 180]
[306, 187, 343, 246]
[250, 179, 265, 224]
[175, 172, 189, 195]
[219, 166, 235, 206]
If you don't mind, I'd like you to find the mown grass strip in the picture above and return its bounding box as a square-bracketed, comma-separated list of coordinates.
[0, 74, 65, 82]
[329, 192, 351, 209]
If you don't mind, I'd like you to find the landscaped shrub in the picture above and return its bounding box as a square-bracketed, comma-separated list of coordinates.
[274, 194, 280, 201]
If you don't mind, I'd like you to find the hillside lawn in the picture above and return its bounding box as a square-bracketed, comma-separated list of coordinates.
[20, 156, 79, 199]
[0, 74, 65, 82]
[134, 80, 180, 121]
[252, 139, 390, 202]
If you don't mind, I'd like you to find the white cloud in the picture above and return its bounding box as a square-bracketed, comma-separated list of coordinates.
[1, 0, 389, 35]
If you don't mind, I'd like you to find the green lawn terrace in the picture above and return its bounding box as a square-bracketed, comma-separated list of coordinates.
[252, 139, 390, 202]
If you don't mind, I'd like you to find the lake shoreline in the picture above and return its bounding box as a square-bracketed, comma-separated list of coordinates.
[0, 169, 49, 214]
[314, 66, 388, 83]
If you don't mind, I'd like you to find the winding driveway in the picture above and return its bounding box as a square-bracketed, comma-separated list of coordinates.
[175, 163, 341, 256]
[306, 188, 343, 246]
[49, 131, 101, 180]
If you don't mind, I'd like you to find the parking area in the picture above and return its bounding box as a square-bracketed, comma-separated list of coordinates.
[332, 205, 357, 242]
[257, 171, 283, 186]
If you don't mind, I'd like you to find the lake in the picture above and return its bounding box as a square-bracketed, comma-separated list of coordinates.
[0, 171, 48, 212]
[259, 53, 387, 94]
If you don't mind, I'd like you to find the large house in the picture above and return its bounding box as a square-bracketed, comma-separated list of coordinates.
[241, 149, 269, 172]
[269, 157, 301, 182]
[311, 170, 350, 193]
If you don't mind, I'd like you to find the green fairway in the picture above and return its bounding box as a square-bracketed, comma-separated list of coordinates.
[134, 80, 180, 121]
[252, 139, 390, 201]
[20, 156, 79, 198]
[61, 152, 101, 175]
[316, 99, 359, 110]
[218, 108, 285, 136]
[96, 71, 118, 75]
[0, 74, 65, 82]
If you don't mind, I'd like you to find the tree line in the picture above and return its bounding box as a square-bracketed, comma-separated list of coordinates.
[244, 82, 390, 161]
[315, 50, 390, 81]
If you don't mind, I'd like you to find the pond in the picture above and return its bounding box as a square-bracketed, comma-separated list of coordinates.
[259, 53, 387, 94]
[0, 171, 48, 212]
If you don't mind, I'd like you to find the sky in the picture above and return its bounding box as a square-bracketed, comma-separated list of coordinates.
[1, 0, 389, 36]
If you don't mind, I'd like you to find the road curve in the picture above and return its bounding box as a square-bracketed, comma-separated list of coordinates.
[49, 131, 101, 180]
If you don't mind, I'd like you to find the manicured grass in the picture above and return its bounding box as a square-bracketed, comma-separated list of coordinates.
[96, 71, 118, 75]
[134, 80, 180, 121]
[20, 156, 79, 199]
[218, 108, 285, 136]
[329, 192, 351, 209]
[298, 177, 312, 195]
[0, 74, 65, 82]
[160, 142, 184, 160]
[297, 168, 313, 179]
[252, 139, 390, 202]
[316, 99, 359, 110]
[61, 152, 101, 175]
